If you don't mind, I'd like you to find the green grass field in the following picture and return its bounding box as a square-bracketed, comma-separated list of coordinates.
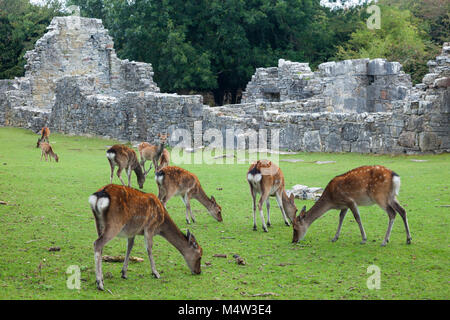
[0, 127, 448, 300]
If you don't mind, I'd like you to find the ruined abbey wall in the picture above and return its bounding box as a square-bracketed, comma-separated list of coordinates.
[0, 16, 448, 154]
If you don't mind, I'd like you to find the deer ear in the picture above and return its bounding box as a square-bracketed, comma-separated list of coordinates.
[289, 193, 295, 202]
[300, 205, 307, 218]
[210, 195, 216, 202]
[187, 230, 198, 249]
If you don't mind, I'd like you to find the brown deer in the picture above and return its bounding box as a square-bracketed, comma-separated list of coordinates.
[138, 133, 169, 174]
[158, 149, 170, 170]
[36, 127, 50, 147]
[39, 142, 59, 162]
[155, 166, 222, 224]
[292, 165, 412, 246]
[89, 184, 202, 291]
[247, 160, 297, 232]
[106, 144, 147, 189]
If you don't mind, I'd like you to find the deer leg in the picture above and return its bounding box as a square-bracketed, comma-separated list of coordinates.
[108, 160, 114, 184]
[127, 166, 132, 187]
[392, 200, 411, 244]
[181, 194, 194, 224]
[186, 194, 196, 223]
[250, 186, 257, 231]
[332, 209, 348, 242]
[348, 203, 367, 244]
[116, 167, 126, 186]
[382, 205, 397, 246]
[93, 228, 120, 291]
[144, 231, 160, 279]
[40, 151, 44, 161]
[121, 237, 135, 279]
[258, 190, 270, 232]
[275, 192, 291, 226]
[266, 199, 271, 227]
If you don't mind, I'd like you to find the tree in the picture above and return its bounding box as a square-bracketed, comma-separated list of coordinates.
[68, 0, 364, 104]
[0, 0, 64, 79]
[334, 1, 438, 84]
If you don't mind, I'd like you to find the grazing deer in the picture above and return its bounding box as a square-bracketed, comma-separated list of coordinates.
[155, 166, 222, 224]
[138, 133, 169, 174]
[36, 127, 50, 147]
[292, 165, 412, 246]
[106, 144, 147, 189]
[39, 142, 59, 162]
[247, 160, 297, 232]
[89, 184, 202, 291]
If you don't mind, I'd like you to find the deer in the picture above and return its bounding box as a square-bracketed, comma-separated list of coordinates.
[89, 184, 202, 291]
[39, 142, 59, 162]
[247, 159, 297, 232]
[158, 148, 170, 170]
[138, 133, 169, 174]
[155, 166, 223, 224]
[36, 127, 50, 147]
[292, 165, 412, 246]
[106, 144, 147, 189]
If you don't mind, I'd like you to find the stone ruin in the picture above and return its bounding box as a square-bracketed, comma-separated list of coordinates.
[0, 16, 449, 154]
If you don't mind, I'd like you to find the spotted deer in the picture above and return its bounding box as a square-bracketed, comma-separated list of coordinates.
[36, 127, 50, 147]
[106, 144, 147, 189]
[138, 133, 169, 174]
[247, 160, 297, 232]
[292, 165, 412, 246]
[89, 184, 202, 291]
[155, 166, 222, 224]
[39, 142, 59, 162]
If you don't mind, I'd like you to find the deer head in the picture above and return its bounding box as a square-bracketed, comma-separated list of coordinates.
[208, 196, 223, 222]
[183, 230, 203, 274]
[292, 205, 307, 243]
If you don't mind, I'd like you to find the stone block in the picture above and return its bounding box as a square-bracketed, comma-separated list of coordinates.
[419, 132, 440, 151]
[303, 130, 321, 152]
[367, 59, 402, 76]
[398, 132, 416, 148]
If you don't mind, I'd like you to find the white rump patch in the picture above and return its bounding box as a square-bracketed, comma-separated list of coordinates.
[247, 173, 262, 183]
[88, 195, 97, 210]
[155, 174, 164, 184]
[97, 197, 110, 214]
[392, 176, 401, 196]
[106, 152, 115, 161]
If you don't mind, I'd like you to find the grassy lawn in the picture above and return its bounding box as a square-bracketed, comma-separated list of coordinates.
[0, 126, 448, 300]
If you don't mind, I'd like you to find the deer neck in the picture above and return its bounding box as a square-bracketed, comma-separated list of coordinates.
[156, 142, 165, 159]
[303, 194, 333, 227]
[159, 214, 190, 255]
[192, 185, 213, 210]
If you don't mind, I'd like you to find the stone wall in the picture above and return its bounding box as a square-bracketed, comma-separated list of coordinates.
[23, 16, 160, 111]
[0, 16, 448, 154]
[49, 75, 203, 142]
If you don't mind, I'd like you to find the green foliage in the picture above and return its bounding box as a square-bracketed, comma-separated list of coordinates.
[0, 127, 449, 299]
[1, 1, 447, 100]
[68, 0, 363, 103]
[334, 1, 444, 84]
[0, 0, 64, 79]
